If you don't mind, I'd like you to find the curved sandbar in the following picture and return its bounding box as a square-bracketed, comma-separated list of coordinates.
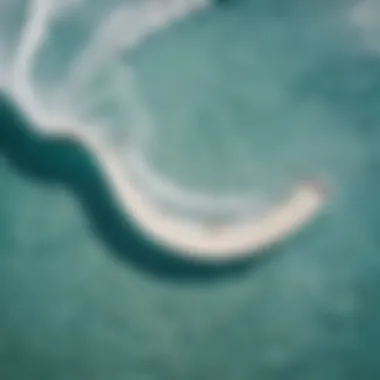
[48, 123, 326, 262]
[2, 0, 326, 262]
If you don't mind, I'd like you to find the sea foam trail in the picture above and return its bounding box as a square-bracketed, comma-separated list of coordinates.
[43, 122, 326, 261]
[0, 0, 327, 261]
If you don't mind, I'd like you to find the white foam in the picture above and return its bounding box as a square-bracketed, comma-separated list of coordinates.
[1, 0, 326, 261]
[46, 123, 326, 261]
[349, 0, 380, 52]
[125, 146, 272, 215]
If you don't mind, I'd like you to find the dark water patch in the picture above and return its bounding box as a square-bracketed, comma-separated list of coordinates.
[0, 92, 304, 282]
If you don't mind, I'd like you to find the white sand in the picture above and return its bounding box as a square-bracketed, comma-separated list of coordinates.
[49, 125, 326, 262]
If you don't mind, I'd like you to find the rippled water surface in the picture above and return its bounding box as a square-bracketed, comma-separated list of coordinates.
[1, 0, 380, 379]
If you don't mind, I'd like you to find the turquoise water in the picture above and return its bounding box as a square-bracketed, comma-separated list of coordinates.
[2, 0, 380, 379]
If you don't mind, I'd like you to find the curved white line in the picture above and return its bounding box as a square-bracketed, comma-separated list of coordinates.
[46, 123, 325, 262]
[2, 0, 326, 262]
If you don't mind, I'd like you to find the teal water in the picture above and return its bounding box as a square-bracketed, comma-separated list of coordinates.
[2, 0, 380, 379]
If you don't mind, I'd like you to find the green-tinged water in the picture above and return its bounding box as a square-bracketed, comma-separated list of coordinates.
[1, 0, 380, 379]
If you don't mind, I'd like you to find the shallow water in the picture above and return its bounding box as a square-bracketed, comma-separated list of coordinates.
[1, 0, 380, 379]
